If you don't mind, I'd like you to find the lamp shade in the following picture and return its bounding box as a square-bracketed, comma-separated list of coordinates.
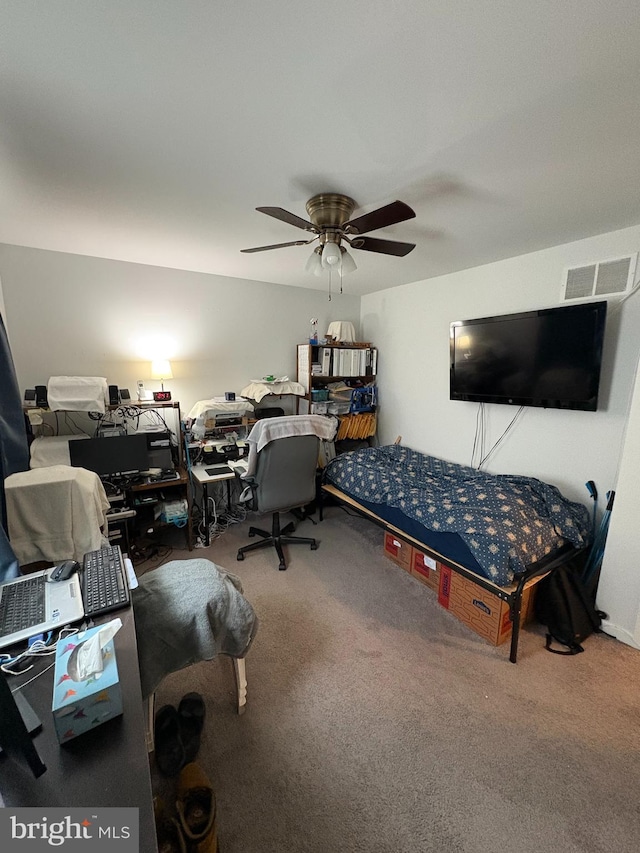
[305, 250, 323, 276]
[340, 248, 357, 275]
[150, 359, 173, 380]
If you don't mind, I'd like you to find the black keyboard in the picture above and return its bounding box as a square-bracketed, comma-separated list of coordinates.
[82, 546, 130, 618]
[205, 465, 233, 475]
[0, 575, 46, 636]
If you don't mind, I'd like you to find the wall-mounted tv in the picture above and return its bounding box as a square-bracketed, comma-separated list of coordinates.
[450, 301, 607, 411]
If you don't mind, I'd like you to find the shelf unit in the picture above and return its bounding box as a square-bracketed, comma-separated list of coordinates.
[24, 399, 192, 552]
[127, 465, 193, 551]
[296, 343, 378, 442]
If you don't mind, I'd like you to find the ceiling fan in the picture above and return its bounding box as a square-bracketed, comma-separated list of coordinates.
[241, 193, 416, 275]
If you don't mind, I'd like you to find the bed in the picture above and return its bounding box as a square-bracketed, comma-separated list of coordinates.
[321, 444, 591, 661]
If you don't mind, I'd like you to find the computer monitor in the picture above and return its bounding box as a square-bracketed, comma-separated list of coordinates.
[69, 435, 150, 477]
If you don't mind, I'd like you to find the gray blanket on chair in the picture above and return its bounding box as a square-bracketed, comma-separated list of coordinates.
[131, 558, 258, 698]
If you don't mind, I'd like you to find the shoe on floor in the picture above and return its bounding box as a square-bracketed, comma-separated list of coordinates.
[176, 762, 217, 853]
[154, 796, 187, 853]
[154, 705, 186, 777]
[156, 814, 187, 853]
[178, 692, 206, 764]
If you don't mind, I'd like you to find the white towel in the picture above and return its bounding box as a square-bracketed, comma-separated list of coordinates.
[326, 321, 356, 342]
[47, 376, 109, 413]
[244, 415, 337, 477]
[5, 465, 111, 565]
[239, 381, 306, 402]
[187, 398, 255, 420]
[29, 435, 90, 468]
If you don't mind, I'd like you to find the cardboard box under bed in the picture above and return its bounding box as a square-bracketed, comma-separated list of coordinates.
[322, 483, 573, 662]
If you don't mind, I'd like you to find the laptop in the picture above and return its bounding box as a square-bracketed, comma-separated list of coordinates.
[0, 566, 85, 651]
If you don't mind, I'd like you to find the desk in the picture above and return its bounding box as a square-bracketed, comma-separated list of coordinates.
[0, 606, 157, 852]
[190, 465, 237, 546]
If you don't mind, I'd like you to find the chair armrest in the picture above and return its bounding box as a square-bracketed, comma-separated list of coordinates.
[237, 474, 258, 508]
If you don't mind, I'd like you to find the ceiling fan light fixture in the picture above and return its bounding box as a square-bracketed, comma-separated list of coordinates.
[305, 249, 323, 275]
[340, 247, 357, 275]
[321, 241, 342, 268]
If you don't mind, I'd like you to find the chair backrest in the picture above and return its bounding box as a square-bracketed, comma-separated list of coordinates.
[252, 434, 319, 514]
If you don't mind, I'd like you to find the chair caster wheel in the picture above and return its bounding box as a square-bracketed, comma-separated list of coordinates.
[278, 563, 286, 571]
[236, 553, 244, 561]
[310, 543, 318, 550]
[248, 531, 256, 538]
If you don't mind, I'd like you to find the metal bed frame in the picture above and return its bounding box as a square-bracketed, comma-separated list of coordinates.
[320, 483, 579, 663]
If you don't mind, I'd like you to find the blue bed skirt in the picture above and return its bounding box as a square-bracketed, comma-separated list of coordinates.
[332, 491, 486, 578]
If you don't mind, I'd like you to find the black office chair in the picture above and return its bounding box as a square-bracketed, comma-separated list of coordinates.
[236, 433, 320, 570]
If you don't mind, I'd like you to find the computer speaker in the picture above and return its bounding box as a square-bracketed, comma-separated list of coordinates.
[108, 385, 120, 405]
[35, 385, 48, 407]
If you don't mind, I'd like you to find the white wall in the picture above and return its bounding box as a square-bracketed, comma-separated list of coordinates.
[0, 245, 360, 416]
[361, 224, 640, 643]
[4, 231, 640, 644]
[597, 349, 640, 649]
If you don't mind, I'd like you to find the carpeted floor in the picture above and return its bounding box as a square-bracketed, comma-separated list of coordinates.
[143, 504, 640, 853]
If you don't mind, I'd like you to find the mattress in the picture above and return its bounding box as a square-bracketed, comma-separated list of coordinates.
[324, 445, 591, 587]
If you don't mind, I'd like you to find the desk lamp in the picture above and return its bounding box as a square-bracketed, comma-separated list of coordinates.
[151, 359, 173, 401]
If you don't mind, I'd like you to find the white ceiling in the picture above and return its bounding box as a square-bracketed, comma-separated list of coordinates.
[1, 1, 639, 297]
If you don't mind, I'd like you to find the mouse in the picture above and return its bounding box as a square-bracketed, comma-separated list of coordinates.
[50, 560, 80, 582]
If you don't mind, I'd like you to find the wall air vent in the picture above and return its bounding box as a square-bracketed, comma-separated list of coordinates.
[561, 253, 637, 302]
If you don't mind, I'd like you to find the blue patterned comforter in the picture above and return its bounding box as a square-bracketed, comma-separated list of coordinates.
[325, 445, 590, 586]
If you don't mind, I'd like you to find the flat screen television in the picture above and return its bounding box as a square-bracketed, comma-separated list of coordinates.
[449, 301, 607, 411]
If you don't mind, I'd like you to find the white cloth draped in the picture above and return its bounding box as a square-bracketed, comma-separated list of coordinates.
[326, 321, 356, 342]
[29, 435, 90, 468]
[244, 415, 337, 477]
[47, 376, 109, 413]
[5, 465, 111, 565]
[240, 381, 305, 402]
[186, 398, 255, 420]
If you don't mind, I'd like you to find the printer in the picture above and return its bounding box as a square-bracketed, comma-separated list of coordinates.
[192, 411, 246, 439]
[202, 437, 247, 462]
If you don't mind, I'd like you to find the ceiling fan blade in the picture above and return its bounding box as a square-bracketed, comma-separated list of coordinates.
[349, 236, 416, 257]
[256, 206, 316, 231]
[343, 200, 416, 235]
[241, 239, 315, 253]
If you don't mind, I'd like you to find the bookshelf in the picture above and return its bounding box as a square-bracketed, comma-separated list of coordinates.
[296, 343, 378, 442]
